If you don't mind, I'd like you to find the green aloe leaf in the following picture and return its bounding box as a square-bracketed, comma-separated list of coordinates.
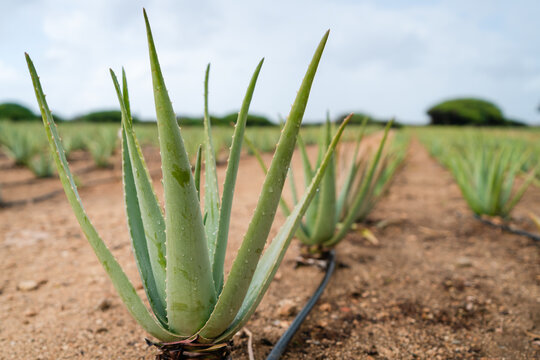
[307, 117, 336, 244]
[202, 64, 221, 272]
[26, 53, 178, 341]
[327, 121, 391, 246]
[121, 129, 168, 327]
[213, 59, 264, 293]
[297, 134, 314, 188]
[504, 170, 535, 216]
[195, 145, 203, 201]
[144, 10, 216, 335]
[110, 70, 168, 326]
[244, 135, 293, 218]
[297, 133, 318, 232]
[215, 113, 352, 343]
[336, 115, 366, 219]
[287, 166, 300, 207]
[199, 30, 330, 340]
[245, 135, 311, 241]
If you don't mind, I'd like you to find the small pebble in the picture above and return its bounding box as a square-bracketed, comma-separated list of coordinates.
[277, 299, 297, 317]
[319, 303, 332, 312]
[316, 319, 328, 327]
[456, 257, 473, 268]
[97, 298, 112, 311]
[24, 309, 37, 317]
[17, 280, 39, 291]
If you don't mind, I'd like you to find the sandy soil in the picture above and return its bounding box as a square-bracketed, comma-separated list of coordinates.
[0, 139, 538, 359]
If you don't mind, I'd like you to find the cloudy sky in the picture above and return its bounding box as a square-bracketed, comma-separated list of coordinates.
[1, 0, 539, 124]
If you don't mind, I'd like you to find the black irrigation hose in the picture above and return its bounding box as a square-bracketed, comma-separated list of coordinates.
[474, 214, 540, 243]
[265, 249, 336, 360]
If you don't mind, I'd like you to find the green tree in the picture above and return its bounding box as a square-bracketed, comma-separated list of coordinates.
[427, 98, 522, 126]
[0, 102, 37, 121]
[75, 110, 140, 123]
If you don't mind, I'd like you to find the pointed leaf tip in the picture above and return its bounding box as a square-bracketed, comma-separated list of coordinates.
[143, 9, 151, 30]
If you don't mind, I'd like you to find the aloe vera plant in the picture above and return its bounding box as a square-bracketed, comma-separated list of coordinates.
[250, 117, 395, 250]
[26, 10, 350, 355]
[62, 132, 88, 157]
[445, 140, 534, 218]
[421, 130, 535, 218]
[0, 125, 40, 166]
[29, 151, 55, 178]
[86, 128, 118, 168]
[341, 130, 408, 224]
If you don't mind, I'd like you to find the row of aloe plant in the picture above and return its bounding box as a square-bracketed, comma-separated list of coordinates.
[0, 121, 118, 175]
[25, 9, 367, 359]
[420, 130, 534, 219]
[0, 117, 367, 179]
[0, 122, 55, 178]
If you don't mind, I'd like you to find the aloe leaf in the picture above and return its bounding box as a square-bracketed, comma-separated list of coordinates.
[336, 115, 365, 219]
[502, 151, 533, 215]
[110, 69, 168, 325]
[26, 53, 178, 341]
[199, 30, 330, 340]
[288, 166, 299, 206]
[144, 10, 216, 335]
[504, 170, 535, 216]
[298, 131, 321, 231]
[244, 136, 269, 172]
[279, 113, 299, 208]
[245, 135, 311, 241]
[213, 59, 264, 293]
[195, 145, 203, 201]
[327, 121, 391, 246]
[306, 117, 336, 244]
[297, 134, 314, 188]
[286, 165, 312, 243]
[110, 71, 168, 326]
[202, 64, 221, 270]
[215, 114, 351, 343]
[245, 135, 293, 217]
[121, 128, 168, 327]
[487, 149, 503, 213]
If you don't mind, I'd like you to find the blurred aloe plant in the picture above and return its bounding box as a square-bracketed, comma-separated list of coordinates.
[29, 152, 55, 178]
[85, 128, 118, 168]
[444, 139, 533, 218]
[340, 130, 408, 225]
[249, 117, 397, 251]
[26, 9, 350, 355]
[0, 124, 40, 166]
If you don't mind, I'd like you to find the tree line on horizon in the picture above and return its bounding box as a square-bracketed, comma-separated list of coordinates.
[0, 98, 530, 126]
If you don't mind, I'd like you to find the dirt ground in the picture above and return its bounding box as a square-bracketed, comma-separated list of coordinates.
[0, 138, 538, 359]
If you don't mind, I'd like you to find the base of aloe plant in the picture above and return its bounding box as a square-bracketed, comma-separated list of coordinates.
[295, 245, 333, 269]
[146, 337, 232, 360]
